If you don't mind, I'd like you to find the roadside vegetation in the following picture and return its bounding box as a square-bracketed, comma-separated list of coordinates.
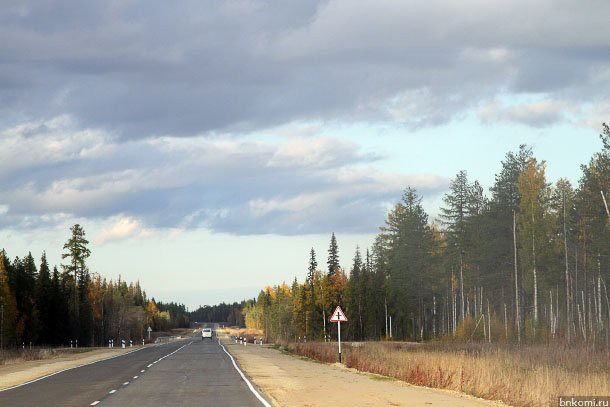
[244, 126, 610, 350]
[237, 126, 610, 404]
[279, 341, 609, 407]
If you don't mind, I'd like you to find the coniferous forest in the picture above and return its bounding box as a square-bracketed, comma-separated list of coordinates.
[244, 125, 610, 347]
[0, 224, 189, 349]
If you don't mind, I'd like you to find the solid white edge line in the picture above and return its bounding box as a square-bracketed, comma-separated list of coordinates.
[219, 341, 271, 407]
[0, 346, 148, 393]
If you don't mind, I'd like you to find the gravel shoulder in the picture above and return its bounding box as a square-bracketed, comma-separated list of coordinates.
[0, 347, 138, 390]
[223, 338, 504, 407]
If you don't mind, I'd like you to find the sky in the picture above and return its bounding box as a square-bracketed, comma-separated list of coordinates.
[1, 0, 609, 309]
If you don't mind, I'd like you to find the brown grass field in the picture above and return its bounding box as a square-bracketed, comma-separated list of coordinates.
[278, 341, 610, 406]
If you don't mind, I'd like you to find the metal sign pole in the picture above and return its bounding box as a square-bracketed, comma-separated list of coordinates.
[338, 320, 341, 363]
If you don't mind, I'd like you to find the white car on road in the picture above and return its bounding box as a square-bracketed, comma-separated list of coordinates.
[201, 327, 213, 340]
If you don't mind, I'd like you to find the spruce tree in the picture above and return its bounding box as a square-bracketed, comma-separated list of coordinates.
[0, 251, 18, 350]
[50, 266, 63, 345]
[36, 252, 53, 344]
[348, 247, 363, 339]
[307, 248, 317, 289]
[327, 233, 340, 277]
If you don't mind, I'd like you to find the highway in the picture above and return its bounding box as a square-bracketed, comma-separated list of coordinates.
[0, 335, 268, 406]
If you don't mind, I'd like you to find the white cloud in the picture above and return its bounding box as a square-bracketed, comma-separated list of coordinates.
[579, 102, 610, 130]
[94, 215, 172, 245]
[478, 99, 572, 127]
[267, 137, 365, 169]
[0, 115, 113, 177]
[0, 118, 449, 235]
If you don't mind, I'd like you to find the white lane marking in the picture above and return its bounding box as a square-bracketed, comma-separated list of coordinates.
[90, 402, 100, 406]
[109, 390, 117, 394]
[141, 370, 145, 373]
[123, 382, 129, 386]
[147, 364, 153, 367]
[218, 341, 271, 407]
[0, 346, 147, 393]
[133, 376, 138, 379]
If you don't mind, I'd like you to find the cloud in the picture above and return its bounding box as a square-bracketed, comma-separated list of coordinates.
[95, 216, 144, 244]
[1, 0, 609, 137]
[94, 215, 176, 245]
[478, 99, 572, 127]
[0, 117, 448, 235]
[579, 102, 610, 130]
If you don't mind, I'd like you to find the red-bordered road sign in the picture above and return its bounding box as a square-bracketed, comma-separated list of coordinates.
[329, 306, 348, 322]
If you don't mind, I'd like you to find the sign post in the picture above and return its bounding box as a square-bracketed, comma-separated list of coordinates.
[329, 305, 348, 363]
[147, 326, 152, 340]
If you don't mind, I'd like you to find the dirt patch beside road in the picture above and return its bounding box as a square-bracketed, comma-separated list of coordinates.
[221, 337, 504, 407]
[0, 347, 137, 390]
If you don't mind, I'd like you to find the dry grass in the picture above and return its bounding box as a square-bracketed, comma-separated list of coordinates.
[220, 327, 265, 342]
[0, 347, 93, 366]
[282, 341, 610, 406]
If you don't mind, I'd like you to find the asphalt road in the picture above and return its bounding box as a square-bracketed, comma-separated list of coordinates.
[0, 336, 266, 407]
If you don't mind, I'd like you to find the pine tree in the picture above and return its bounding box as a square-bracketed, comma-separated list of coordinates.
[62, 224, 93, 346]
[485, 145, 533, 338]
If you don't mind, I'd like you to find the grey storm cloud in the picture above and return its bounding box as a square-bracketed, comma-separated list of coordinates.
[0, 120, 448, 235]
[2, 0, 610, 136]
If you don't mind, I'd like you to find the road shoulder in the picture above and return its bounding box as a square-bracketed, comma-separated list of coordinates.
[222, 338, 504, 407]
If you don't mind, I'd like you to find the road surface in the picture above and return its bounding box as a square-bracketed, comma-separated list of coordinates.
[0, 336, 267, 406]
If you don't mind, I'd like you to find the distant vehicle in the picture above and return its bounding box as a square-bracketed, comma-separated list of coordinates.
[202, 327, 213, 340]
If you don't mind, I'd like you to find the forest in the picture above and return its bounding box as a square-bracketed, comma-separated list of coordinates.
[0, 225, 189, 348]
[244, 125, 610, 347]
[189, 302, 249, 327]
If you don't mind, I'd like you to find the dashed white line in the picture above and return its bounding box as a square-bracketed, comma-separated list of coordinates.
[92, 341, 192, 407]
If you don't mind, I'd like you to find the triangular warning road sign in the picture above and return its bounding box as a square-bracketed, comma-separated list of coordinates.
[329, 305, 348, 322]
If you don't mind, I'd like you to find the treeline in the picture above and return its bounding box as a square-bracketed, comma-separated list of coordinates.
[244, 125, 610, 346]
[0, 224, 189, 348]
[189, 301, 249, 326]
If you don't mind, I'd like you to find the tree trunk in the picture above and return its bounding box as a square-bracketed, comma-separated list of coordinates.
[563, 193, 571, 344]
[513, 210, 521, 344]
[460, 255, 465, 322]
